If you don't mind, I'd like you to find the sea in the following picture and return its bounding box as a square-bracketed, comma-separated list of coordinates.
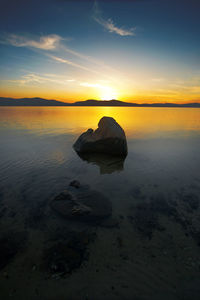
[0, 107, 200, 300]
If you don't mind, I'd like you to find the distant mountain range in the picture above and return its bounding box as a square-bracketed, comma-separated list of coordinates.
[0, 97, 200, 107]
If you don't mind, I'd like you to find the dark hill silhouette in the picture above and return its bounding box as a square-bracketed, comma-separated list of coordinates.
[0, 97, 69, 106]
[0, 97, 200, 107]
[72, 99, 135, 106]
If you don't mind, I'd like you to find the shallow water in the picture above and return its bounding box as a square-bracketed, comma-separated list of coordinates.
[0, 107, 200, 300]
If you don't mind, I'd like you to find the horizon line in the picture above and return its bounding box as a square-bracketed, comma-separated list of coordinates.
[0, 96, 200, 106]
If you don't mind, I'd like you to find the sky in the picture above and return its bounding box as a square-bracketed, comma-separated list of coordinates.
[0, 0, 200, 103]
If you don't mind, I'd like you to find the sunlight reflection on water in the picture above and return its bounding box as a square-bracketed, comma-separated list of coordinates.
[1, 106, 200, 138]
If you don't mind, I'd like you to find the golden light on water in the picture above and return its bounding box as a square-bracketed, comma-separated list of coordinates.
[1, 107, 200, 138]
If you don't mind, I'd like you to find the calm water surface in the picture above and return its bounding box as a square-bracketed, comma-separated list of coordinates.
[0, 107, 200, 300]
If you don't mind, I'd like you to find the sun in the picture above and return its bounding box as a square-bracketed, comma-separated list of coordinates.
[100, 87, 118, 100]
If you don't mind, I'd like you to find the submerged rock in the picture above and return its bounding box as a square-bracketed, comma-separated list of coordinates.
[128, 203, 163, 240]
[43, 231, 95, 276]
[50, 182, 112, 224]
[69, 180, 81, 189]
[128, 194, 177, 239]
[129, 192, 200, 243]
[73, 116, 128, 156]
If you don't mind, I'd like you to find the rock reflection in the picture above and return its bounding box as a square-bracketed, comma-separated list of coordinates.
[76, 152, 126, 174]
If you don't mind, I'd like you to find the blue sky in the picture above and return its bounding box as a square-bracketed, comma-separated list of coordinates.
[0, 0, 200, 102]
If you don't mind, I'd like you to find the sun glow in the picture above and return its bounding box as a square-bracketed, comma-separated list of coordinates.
[100, 86, 118, 100]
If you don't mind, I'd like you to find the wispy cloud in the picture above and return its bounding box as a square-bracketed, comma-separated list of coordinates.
[1, 31, 125, 84]
[8, 73, 76, 86]
[62, 46, 117, 73]
[49, 55, 103, 75]
[7, 73, 113, 92]
[1, 32, 121, 78]
[3, 34, 62, 50]
[48, 55, 119, 81]
[80, 82, 107, 88]
[93, 1, 136, 36]
[95, 18, 136, 37]
[151, 78, 165, 83]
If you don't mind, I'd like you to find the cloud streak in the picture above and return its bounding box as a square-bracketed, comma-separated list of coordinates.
[2, 32, 119, 77]
[2, 32, 125, 84]
[94, 1, 136, 36]
[94, 17, 136, 36]
[8, 73, 76, 86]
[49, 55, 105, 76]
[4, 34, 62, 50]
[80, 82, 107, 88]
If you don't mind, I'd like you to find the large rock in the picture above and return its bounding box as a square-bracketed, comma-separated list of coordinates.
[73, 116, 128, 156]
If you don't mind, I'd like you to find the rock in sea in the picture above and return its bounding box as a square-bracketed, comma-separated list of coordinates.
[50, 181, 112, 225]
[73, 116, 128, 156]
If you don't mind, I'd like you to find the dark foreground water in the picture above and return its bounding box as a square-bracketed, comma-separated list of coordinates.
[0, 107, 200, 300]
